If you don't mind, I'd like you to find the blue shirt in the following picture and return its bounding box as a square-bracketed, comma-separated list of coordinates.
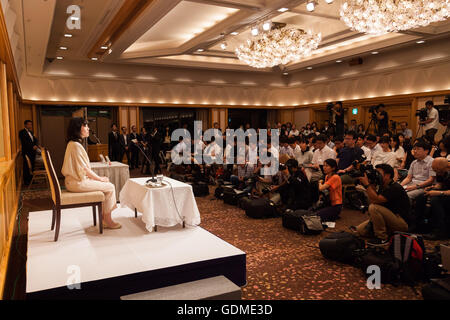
[337, 146, 364, 170]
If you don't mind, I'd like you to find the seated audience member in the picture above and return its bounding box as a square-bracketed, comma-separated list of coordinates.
[308, 134, 336, 182]
[414, 157, 450, 240]
[317, 159, 343, 221]
[322, 120, 334, 136]
[306, 133, 315, 151]
[266, 164, 291, 204]
[230, 157, 255, 193]
[400, 122, 413, 139]
[294, 138, 313, 168]
[337, 131, 365, 184]
[431, 137, 449, 159]
[247, 140, 258, 165]
[400, 140, 436, 201]
[289, 124, 300, 137]
[278, 159, 312, 210]
[327, 135, 335, 149]
[371, 136, 396, 168]
[390, 135, 406, 169]
[401, 137, 416, 170]
[254, 157, 274, 196]
[348, 119, 357, 132]
[280, 136, 294, 157]
[354, 164, 410, 244]
[333, 136, 344, 156]
[357, 124, 365, 135]
[361, 134, 381, 163]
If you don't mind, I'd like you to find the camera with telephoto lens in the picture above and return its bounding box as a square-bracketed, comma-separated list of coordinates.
[416, 108, 428, 122]
[369, 105, 379, 121]
[347, 155, 383, 186]
[326, 102, 334, 112]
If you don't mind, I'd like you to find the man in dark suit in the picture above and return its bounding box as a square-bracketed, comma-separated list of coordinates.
[129, 125, 140, 169]
[19, 120, 39, 184]
[119, 126, 131, 165]
[108, 123, 121, 161]
[150, 127, 162, 175]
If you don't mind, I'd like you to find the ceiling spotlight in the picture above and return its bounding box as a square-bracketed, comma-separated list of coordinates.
[283, 72, 289, 76]
[56, 56, 63, 60]
[101, 46, 109, 50]
[262, 21, 272, 32]
[251, 27, 259, 36]
[336, 60, 343, 63]
[220, 42, 227, 50]
[278, 8, 289, 13]
[371, 51, 379, 55]
[91, 57, 98, 61]
[64, 34, 73, 38]
[231, 32, 239, 36]
[325, 0, 334, 4]
[306, 66, 313, 70]
[108, 49, 113, 55]
[416, 40, 425, 44]
[197, 48, 204, 52]
[59, 46, 68, 50]
[306, 0, 317, 12]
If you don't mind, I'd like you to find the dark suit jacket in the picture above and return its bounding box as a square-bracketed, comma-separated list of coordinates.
[119, 133, 130, 150]
[108, 131, 121, 154]
[150, 131, 162, 155]
[128, 132, 139, 147]
[19, 129, 39, 155]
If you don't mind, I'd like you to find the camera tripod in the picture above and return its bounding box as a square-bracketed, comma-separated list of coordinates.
[416, 123, 425, 138]
[366, 117, 378, 135]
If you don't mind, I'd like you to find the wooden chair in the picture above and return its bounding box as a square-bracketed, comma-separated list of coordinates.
[25, 154, 48, 190]
[41, 148, 105, 241]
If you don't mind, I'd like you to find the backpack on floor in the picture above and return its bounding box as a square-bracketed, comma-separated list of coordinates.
[388, 232, 425, 285]
[356, 247, 402, 285]
[214, 186, 224, 200]
[222, 187, 248, 206]
[319, 232, 366, 265]
[238, 196, 252, 211]
[189, 182, 209, 197]
[282, 210, 323, 235]
[345, 190, 368, 212]
[245, 198, 278, 219]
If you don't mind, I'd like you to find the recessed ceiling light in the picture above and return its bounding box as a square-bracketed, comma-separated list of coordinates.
[325, 0, 334, 3]
[64, 34, 72, 38]
[306, 1, 317, 12]
[371, 51, 379, 55]
[278, 8, 289, 12]
[306, 66, 313, 70]
[231, 32, 239, 36]
[336, 60, 343, 63]
[283, 72, 289, 76]
[56, 56, 63, 60]
[101, 46, 108, 50]
[251, 27, 259, 36]
[220, 42, 227, 50]
[262, 21, 272, 32]
[59, 46, 68, 50]
[91, 57, 98, 61]
[416, 40, 425, 44]
[197, 48, 204, 52]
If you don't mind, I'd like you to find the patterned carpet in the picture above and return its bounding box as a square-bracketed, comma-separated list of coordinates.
[9, 169, 445, 300]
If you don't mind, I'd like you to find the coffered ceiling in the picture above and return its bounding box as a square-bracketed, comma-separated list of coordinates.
[12, 0, 450, 85]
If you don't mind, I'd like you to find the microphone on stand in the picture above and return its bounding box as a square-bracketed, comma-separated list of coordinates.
[134, 142, 157, 183]
[92, 131, 101, 144]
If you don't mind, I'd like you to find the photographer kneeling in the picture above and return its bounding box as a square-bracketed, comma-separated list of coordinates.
[278, 159, 313, 210]
[353, 164, 411, 245]
[317, 159, 343, 221]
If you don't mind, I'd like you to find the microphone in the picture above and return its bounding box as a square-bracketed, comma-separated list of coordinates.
[134, 141, 157, 183]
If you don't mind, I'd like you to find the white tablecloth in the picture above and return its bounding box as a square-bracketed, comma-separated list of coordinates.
[119, 177, 201, 232]
[91, 162, 130, 197]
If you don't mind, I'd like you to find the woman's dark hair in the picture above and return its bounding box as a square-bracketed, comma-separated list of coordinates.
[324, 158, 338, 171]
[391, 135, 401, 152]
[67, 117, 88, 143]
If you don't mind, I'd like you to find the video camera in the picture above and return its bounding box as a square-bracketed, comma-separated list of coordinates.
[369, 105, 379, 121]
[326, 102, 334, 112]
[346, 155, 383, 186]
[416, 108, 428, 122]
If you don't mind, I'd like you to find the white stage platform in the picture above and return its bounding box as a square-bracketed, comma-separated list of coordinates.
[26, 207, 246, 299]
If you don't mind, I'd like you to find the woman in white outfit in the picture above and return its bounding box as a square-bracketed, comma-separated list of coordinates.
[62, 117, 121, 229]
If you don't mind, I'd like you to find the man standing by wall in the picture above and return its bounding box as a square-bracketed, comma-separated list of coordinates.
[19, 120, 40, 185]
[420, 100, 440, 145]
[108, 123, 121, 161]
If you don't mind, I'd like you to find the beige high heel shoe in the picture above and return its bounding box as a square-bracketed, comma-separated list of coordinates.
[102, 221, 122, 229]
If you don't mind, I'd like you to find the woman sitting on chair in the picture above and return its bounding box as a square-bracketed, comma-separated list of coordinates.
[62, 117, 121, 229]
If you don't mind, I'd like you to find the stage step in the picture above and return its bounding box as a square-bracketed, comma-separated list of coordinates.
[120, 276, 242, 300]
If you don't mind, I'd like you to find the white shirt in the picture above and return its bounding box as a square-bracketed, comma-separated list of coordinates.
[269, 146, 279, 160]
[362, 144, 382, 163]
[289, 129, 300, 137]
[393, 146, 405, 168]
[424, 107, 439, 131]
[371, 149, 396, 168]
[247, 145, 258, 164]
[280, 146, 294, 157]
[26, 129, 34, 142]
[205, 142, 222, 158]
[312, 145, 336, 165]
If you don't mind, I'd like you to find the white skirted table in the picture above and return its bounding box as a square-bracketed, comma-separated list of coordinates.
[119, 177, 201, 232]
[90, 162, 130, 197]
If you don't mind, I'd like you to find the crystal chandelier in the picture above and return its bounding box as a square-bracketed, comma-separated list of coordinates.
[235, 25, 322, 69]
[340, 0, 450, 35]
